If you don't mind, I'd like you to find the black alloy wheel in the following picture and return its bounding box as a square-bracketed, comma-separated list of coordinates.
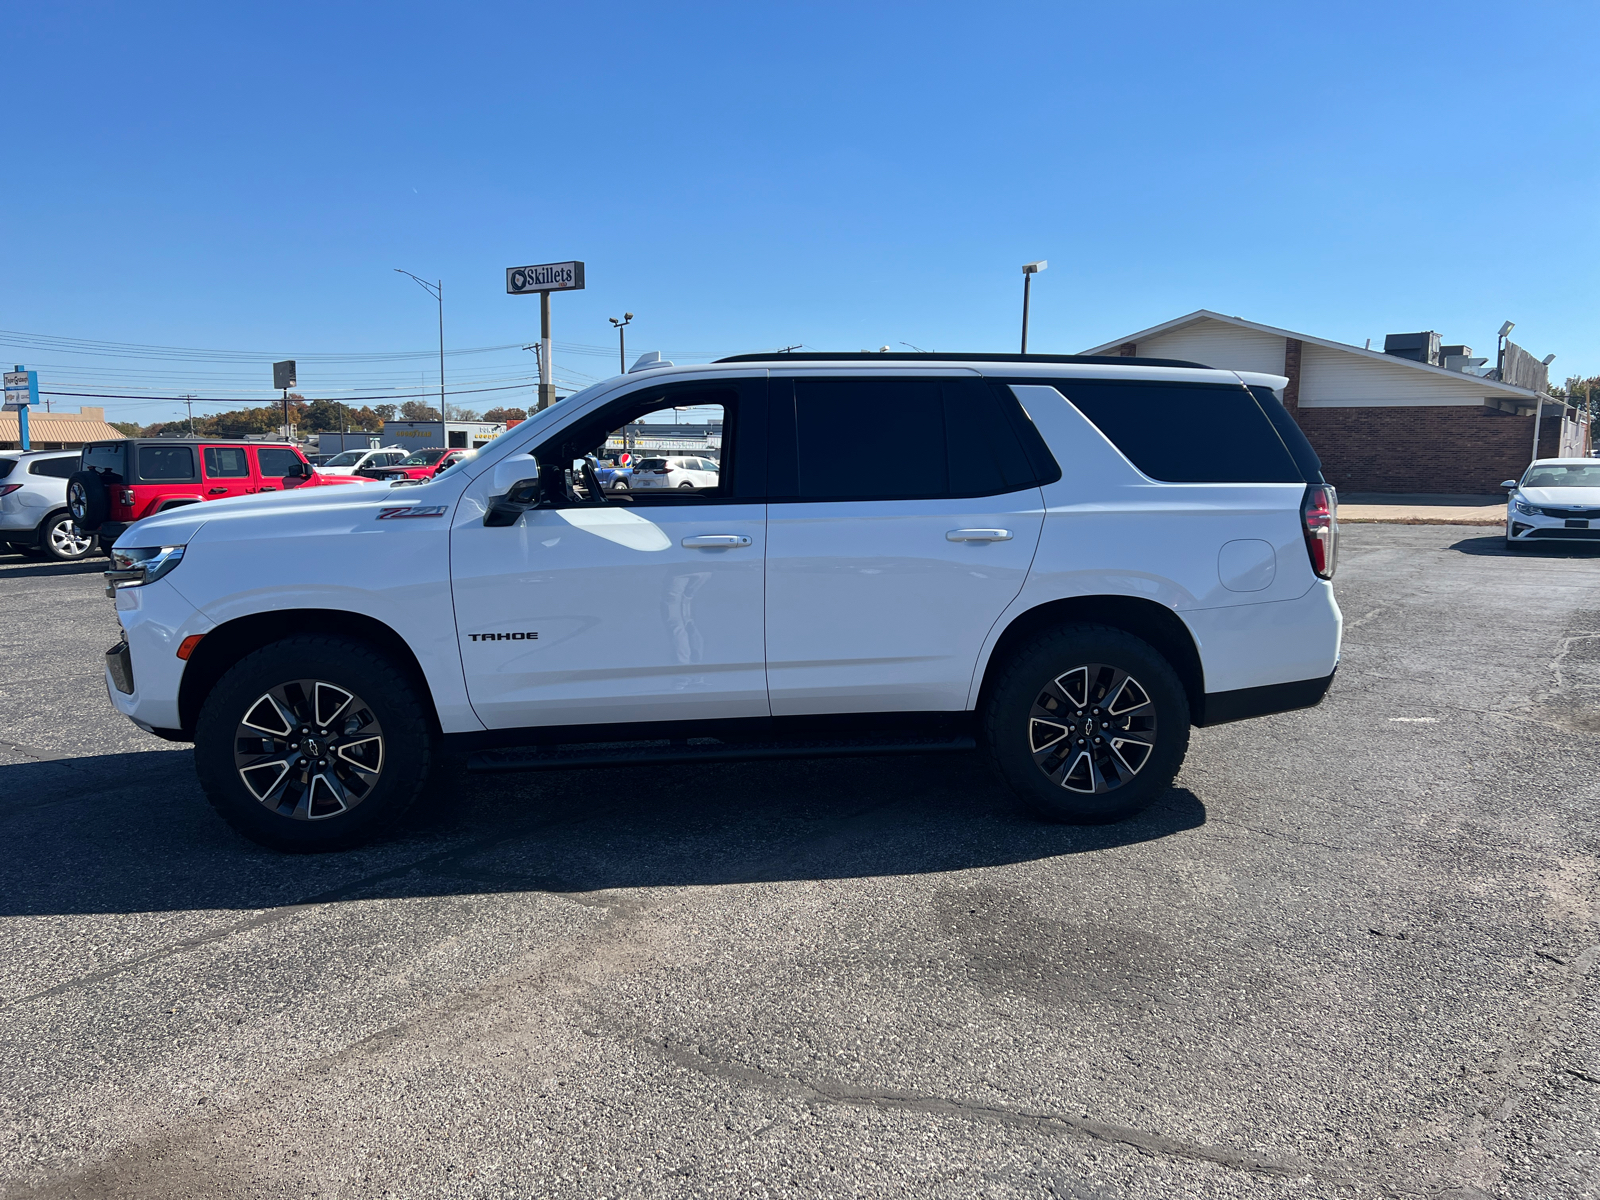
[983, 623, 1189, 824]
[195, 635, 438, 851]
[232, 679, 385, 820]
[1027, 663, 1156, 794]
[65, 471, 108, 530]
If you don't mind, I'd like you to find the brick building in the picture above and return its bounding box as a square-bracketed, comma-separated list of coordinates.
[1083, 311, 1580, 494]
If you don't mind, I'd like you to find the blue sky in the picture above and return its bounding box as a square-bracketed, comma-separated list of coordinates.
[4, 1, 1596, 423]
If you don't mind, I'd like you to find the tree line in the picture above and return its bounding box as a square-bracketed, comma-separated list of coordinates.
[115, 397, 530, 438]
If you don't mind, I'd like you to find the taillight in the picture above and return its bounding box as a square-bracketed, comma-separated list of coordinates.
[1301, 483, 1337, 579]
[0, 484, 20, 497]
[120, 489, 135, 506]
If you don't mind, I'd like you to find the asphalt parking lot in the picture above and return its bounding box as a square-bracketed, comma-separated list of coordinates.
[1, 525, 1596, 1200]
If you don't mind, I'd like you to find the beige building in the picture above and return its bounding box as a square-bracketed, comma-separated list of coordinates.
[0, 406, 126, 451]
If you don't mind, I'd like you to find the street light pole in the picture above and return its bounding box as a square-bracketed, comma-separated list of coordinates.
[396, 268, 447, 434]
[610, 313, 634, 374]
[1020, 261, 1047, 353]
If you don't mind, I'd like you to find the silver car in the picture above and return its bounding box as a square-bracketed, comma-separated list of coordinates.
[0, 450, 98, 561]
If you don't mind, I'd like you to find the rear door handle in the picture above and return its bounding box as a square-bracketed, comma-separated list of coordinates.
[681, 534, 753, 548]
[207, 487, 229, 495]
[946, 528, 1013, 542]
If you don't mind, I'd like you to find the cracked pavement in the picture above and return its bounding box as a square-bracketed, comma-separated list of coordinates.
[0, 524, 1596, 1199]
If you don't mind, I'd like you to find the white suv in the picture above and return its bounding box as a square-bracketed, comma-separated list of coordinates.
[629, 455, 719, 490]
[1, 450, 98, 560]
[98, 353, 1342, 850]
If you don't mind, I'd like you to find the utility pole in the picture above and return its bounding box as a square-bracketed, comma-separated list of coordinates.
[1020, 261, 1047, 353]
[396, 268, 447, 432]
[182, 394, 195, 437]
[610, 313, 634, 374]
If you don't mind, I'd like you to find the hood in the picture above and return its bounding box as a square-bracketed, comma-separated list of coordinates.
[1518, 486, 1600, 507]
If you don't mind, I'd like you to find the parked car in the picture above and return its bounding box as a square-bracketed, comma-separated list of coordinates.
[97, 351, 1341, 851]
[0, 450, 99, 560]
[628, 455, 720, 490]
[1502, 458, 1600, 548]
[586, 456, 634, 491]
[314, 446, 407, 476]
[68, 439, 370, 547]
[360, 447, 470, 481]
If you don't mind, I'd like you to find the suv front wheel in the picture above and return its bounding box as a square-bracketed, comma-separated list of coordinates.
[194, 635, 438, 851]
[983, 624, 1190, 824]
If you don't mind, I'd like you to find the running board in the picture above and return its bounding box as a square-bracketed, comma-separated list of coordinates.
[466, 733, 977, 774]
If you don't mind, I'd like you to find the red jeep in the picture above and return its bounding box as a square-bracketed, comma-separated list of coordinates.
[359, 446, 472, 481]
[69, 439, 368, 547]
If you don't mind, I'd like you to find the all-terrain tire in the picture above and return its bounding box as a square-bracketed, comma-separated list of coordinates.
[193, 635, 440, 851]
[982, 623, 1190, 824]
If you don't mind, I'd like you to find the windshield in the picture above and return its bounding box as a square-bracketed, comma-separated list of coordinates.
[1523, 464, 1600, 489]
[400, 447, 448, 466]
[432, 450, 476, 479]
[323, 450, 366, 467]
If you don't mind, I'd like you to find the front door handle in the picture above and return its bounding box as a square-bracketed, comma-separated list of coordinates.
[681, 534, 753, 548]
[947, 528, 1013, 542]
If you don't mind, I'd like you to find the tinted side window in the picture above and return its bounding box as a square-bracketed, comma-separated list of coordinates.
[256, 447, 302, 477]
[138, 445, 196, 482]
[30, 456, 80, 479]
[776, 377, 1045, 501]
[1044, 380, 1302, 483]
[0, 459, 14, 480]
[203, 447, 251, 478]
[1248, 387, 1322, 482]
[791, 378, 945, 500]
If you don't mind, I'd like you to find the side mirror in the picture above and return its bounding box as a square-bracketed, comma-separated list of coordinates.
[483, 457, 543, 527]
[293, 460, 314, 479]
[1500, 479, 1518, 489]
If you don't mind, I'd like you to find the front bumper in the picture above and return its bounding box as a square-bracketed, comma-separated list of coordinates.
[1508, 507, 1600, 541]
[104, 579, 213, 732]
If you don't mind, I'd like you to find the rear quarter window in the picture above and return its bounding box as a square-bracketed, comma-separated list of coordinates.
[30, 456, 81, 479]
[0, 459, 15, 480]
[137, 445, 197, 482]
[1040, 379, 1303, 484]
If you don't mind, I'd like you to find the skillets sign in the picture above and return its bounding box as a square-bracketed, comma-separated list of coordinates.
[506, 261, 585, 295]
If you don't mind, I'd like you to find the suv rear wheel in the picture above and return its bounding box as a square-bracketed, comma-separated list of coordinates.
[194, 635, 438, 851]
[983, 624, 1189, 824]
[40, 512, 97, 561]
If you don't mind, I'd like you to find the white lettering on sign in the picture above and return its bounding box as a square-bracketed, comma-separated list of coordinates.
[506, 261, 586, 294]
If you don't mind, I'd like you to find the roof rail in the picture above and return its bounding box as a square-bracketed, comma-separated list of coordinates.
[713, 351, 1210, 368]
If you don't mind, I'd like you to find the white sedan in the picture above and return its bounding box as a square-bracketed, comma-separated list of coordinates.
[1504, 458, 1600, 548]
[628, 456, 720, 490]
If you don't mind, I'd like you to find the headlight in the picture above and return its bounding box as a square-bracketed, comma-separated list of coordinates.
[105, 544, 186, 595]
[1512, 499, 1538, 516]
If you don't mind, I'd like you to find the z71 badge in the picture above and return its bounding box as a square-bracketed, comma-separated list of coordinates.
[376, 505, 448, 520]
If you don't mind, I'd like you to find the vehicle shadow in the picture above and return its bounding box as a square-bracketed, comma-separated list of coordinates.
[0, 747, 1206, 916]
[1451, 534, 1600, 558]
[0, 557, 107, 579]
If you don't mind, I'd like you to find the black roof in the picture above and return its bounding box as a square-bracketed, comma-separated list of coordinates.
[713, 351, 1211, 369]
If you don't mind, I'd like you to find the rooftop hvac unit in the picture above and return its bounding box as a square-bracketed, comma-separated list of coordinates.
[1383, 331, 1441, 365]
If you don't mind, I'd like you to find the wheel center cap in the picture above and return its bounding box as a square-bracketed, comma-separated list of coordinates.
[303, 737, 324, 757]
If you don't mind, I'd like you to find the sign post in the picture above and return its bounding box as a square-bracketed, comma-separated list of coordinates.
[507, 261, 584, 411]
[3, 367, 39, 450]
[273, 360, 297, 441]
